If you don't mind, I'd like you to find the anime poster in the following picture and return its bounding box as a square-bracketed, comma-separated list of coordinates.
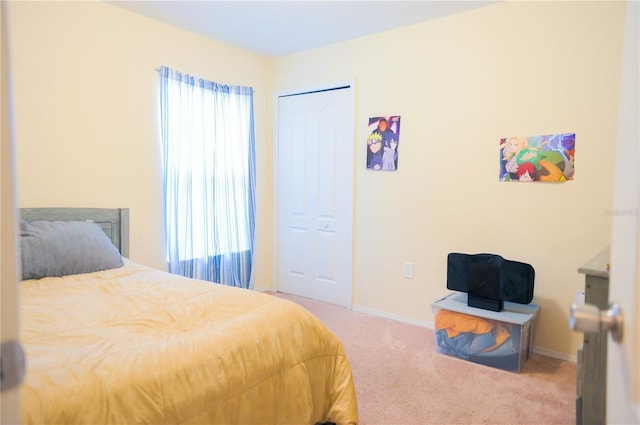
[499, 133, 575, 182]
[366, 115, 401, 171]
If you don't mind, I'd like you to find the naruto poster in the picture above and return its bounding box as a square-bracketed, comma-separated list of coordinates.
[366, 116, 401, 171]
[499, 133, 575, 182]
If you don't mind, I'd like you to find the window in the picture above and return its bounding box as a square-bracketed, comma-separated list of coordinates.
[159, 66, 256, 288]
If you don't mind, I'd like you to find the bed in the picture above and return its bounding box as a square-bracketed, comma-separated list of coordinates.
[19, 208, 358, 425]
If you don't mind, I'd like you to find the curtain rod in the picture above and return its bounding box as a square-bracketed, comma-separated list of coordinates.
[155, 67, 256, 91]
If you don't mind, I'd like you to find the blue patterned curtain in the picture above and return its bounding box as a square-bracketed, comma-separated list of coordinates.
[159, 66, 256, 289]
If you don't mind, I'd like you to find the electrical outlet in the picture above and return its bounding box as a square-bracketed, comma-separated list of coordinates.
[403, 262, 413, 279]
[575, 290, 585, 305]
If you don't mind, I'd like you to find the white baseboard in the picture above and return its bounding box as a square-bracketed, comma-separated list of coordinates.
[532, 346, 577, 363]
[253, 286, 272, 293]
[353, 304, 577, 364]
[352, 304, 434, 329]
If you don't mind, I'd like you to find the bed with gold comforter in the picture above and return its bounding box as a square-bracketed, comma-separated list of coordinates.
[19, 208, 358, 425]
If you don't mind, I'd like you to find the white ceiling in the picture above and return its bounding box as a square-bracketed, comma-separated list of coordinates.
[107, 1, 499, 56]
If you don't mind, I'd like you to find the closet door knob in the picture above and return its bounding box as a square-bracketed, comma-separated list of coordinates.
[570, 301, 624, 343]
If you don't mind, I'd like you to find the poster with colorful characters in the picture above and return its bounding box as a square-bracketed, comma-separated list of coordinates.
[366, 116, 401, 171]
[499, 133, 575, 182]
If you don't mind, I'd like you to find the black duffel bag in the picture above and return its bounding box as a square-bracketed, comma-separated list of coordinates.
[446, 252, 535, 311]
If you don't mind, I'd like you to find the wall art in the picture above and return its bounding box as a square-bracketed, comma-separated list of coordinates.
[499, 133, 575, 182]
[366, 115, 401, 171]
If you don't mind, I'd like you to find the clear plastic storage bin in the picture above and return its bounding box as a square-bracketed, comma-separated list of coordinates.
[431, 292, 539, 372]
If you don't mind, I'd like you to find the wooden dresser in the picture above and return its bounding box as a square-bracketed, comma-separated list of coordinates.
[576, 247, 610, 425]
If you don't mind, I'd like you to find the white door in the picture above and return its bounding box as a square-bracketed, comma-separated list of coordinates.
[1, 2, 23, 423]
[276, 84, 354, 307]
[607, 2, 639, 424]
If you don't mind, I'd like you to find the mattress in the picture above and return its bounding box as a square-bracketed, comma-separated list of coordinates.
[20, 260, 358, 424]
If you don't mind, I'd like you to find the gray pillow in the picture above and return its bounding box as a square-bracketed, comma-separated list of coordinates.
[20, 220, 124, 280]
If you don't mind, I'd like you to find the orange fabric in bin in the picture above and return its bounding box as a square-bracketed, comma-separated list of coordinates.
[435, 309, 493, 338]
[435, 309, 513, 353]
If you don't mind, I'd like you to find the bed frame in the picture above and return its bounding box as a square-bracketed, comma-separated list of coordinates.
[20, 208, 129, 257]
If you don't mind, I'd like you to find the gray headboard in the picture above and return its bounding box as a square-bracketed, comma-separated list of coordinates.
[20, 208, 130, 258]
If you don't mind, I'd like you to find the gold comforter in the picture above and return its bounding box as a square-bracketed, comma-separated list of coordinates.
[20, 260, 358, 424]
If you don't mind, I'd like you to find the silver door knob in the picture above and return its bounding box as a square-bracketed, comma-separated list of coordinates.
[570, 301, 624, 343]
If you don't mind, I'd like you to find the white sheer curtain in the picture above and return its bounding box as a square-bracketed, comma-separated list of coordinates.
[159, 66, 256, 289]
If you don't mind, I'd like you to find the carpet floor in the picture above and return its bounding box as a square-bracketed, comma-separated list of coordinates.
[272, 291, 577, 425]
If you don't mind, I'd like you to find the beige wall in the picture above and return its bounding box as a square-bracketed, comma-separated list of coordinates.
[6, 1, 273, 286]
[7, 1, 627, 358]
[272, 1, 625, 358]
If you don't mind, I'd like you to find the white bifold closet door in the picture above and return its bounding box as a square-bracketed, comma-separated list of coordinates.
[276, 84, 354, 307]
